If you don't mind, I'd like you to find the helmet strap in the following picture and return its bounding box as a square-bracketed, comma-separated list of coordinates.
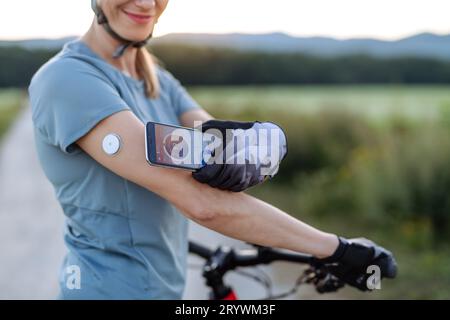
[91, 0, 153, 58]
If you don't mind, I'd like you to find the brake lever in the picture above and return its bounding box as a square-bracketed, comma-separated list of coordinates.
[302, 266, 345, 294]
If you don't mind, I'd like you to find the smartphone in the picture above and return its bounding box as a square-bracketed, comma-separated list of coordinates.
[145, 121, 212, 171]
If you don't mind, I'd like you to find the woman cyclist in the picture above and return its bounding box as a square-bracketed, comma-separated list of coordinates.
[29, 0, 396, 299]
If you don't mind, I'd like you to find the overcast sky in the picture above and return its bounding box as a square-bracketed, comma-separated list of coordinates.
[0, 0, 449, 40]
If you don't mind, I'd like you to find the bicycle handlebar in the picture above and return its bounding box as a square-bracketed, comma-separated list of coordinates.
[189, 241, 214, 260]
[189, 241, 313, 269]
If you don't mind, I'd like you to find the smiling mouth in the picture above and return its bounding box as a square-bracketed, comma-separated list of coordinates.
[123, 10, 154, 24]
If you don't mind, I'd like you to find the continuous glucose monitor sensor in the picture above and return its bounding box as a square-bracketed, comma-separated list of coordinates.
[102, 133, 122, 156]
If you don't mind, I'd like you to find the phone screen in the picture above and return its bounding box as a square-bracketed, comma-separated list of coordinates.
[146, 122, 211, 171]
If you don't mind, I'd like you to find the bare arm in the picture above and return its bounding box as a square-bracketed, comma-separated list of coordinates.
[77, 110, 338, 258]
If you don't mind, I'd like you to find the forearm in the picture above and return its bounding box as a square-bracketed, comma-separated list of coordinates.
[138, 154, 338, 258]
[193, 190, 339, 258]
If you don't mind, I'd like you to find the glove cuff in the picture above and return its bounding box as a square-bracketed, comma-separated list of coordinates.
[317, 236, 349, 263]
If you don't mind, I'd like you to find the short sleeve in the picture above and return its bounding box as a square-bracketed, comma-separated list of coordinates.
[29, 58, 130, 154]
[158, 67, 201, 117]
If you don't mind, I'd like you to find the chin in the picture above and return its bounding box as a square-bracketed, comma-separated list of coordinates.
[113, 19, 153, 42]
[122, 28, 154, 42]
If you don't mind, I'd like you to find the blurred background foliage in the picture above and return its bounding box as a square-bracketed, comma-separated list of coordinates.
[1, 42, 449, 299]
[190, 86, 450, 299]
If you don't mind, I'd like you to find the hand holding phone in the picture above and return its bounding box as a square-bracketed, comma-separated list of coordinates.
[145, 120, 288, 192]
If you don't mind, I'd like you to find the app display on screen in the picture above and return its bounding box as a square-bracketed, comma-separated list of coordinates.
[154, 123, 204, 170]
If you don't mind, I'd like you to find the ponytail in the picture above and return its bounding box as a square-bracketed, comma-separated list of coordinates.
[136, 47, 161, 99]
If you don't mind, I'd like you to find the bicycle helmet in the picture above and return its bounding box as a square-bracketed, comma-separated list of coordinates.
[91, 0, 153, 58]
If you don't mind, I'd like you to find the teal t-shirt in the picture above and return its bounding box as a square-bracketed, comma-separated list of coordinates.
[28, 39, 201, 299]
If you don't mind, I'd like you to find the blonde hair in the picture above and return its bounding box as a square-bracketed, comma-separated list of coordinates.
[136, 47, 161, 99]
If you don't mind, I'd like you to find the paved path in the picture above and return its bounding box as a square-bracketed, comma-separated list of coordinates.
[0, 107, 333, 299]
[0, 106, 65, 299]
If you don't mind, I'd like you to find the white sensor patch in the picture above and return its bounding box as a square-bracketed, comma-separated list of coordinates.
[102, 133, 122, 156]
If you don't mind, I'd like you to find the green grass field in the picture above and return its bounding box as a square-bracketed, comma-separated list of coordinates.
[0, 89, 24, 141]
[190, 85, 450, 122]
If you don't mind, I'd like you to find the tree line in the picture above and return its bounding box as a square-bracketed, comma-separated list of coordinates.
[1, 43, 450, 88]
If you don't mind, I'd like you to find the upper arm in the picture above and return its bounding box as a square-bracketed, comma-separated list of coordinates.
[76, 109, 221, 221]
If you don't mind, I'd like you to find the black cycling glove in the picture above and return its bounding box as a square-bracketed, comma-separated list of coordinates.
[314, 237, 397, 291]
[192, 119, 288, 192]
